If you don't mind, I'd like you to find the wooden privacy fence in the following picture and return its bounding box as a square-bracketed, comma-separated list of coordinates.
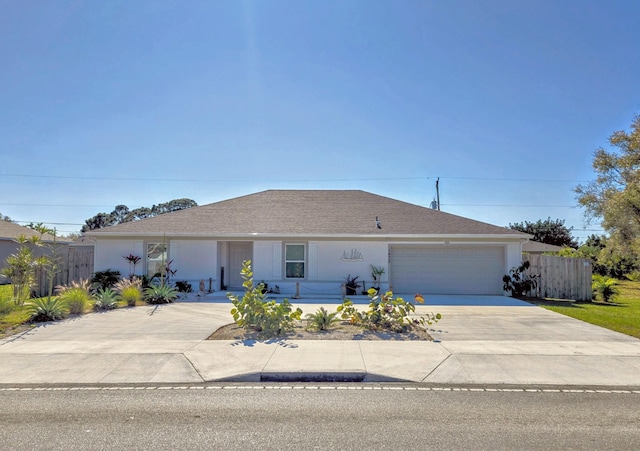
[33, 246, 94, 297]
[524, 254, 592, 302]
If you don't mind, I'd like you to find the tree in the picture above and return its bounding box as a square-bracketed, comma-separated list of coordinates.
[0, 212, 14, 222]
[81, 198, 198, 232]
[1, 235, 41, 305]
[508, 217, 578, 248]
[557, 234, 636, 277]
[576, 114, 640, 248]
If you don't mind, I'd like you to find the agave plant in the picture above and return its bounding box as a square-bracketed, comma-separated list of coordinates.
[144, 284, 179, 304]
[28, 297, 68, 322]
[94, 287, 120, 310]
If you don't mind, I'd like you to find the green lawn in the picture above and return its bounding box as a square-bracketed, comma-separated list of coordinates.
[538, 279, 640, 339]
[0, 285, 32, 338]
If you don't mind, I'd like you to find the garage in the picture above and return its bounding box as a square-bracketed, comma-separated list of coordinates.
[389, 245, 506, 295]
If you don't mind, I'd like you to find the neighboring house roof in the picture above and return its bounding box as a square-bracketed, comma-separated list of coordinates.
[522, 241, 565, 253]
[0, 221, 71, 243]
[87, 190, 529, 239]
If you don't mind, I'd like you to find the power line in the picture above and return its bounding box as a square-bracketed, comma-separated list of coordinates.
[0, 173, 590, 184]
[0, 203, 144, 208]
[444, 204, 577, 208]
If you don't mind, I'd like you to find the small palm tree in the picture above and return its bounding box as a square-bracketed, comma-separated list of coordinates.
[305, 307, 340, 331]
[592, 275, 619, 303]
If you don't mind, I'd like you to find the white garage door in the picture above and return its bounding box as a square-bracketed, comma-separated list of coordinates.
[390, 246, 505, 295]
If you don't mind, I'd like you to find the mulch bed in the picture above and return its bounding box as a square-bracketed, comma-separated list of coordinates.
[208, 321, 433, 341]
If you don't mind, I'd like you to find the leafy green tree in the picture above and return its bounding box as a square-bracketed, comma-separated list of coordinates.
[576, 114, 640, 249]
[1, 235, 42, 305]
[557, 234, 637, 278]
[508, 217, 578, 248]
[0, 212, 14, 222]
[81, 198, 197, 232]
[82, 212, 115, 231]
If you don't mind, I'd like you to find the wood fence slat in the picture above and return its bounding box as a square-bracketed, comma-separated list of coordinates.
[524, 254, 592, 302]
[34, 246, 94, 296]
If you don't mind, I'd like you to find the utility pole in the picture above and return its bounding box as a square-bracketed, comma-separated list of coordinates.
[436, 177, 440, 210]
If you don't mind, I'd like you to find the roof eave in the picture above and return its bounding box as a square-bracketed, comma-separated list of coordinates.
[87, 231, 530, 240]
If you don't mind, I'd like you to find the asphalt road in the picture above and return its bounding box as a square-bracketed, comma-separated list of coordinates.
[2, 384, 639, 450]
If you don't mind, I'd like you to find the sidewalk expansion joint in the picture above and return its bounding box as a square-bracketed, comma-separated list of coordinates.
[2, 385, 640, 393]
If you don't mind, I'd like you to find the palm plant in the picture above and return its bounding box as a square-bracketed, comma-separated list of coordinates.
[305, 307, 340, 331]
[592, 275, 619, 303]
[2, 234, 40, 305]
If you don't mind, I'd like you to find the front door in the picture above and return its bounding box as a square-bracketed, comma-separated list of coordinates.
[228, 242, 253, 289]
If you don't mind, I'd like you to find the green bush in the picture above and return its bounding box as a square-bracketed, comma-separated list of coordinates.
[0, 295, 14, 315]
[592, 275, 619, 303]
[305, 307, 339, 331]
[175, 280, 192, 293]
[27, 297, 68, 322]
[57, 280, 93, 314]
[91, 269, 121, 289]
[144, 284, 179, 304]
[502, 260, 537, 297]
[115, 278, 143, 306]
[2, 235, 41, 305]
[338, 289, 441, 333]
[227, 260, 302, 338]
[94, 287, 120, 310]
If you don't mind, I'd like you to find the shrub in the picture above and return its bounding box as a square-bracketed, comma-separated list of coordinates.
[2, 235, 41, 305]
[0, 295, 14, 315]
[305, 307, 339, 331]
[227, 260, 302, 338]
[144, 284, 179, 304]
[56, 279, 93, 314]
[175, 280, 192, 293]
[94, 287, 120, 310]
[91, 269, 121, 290]
[592, 275, 619, 303]
[338, 289, 441, 333]
[502, 261, 537, 297]
[28, 297, 68, 322]
[115, 277, 143, 306]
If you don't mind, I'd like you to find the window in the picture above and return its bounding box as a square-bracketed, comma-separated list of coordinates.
[285, 244, 305, 279]
[146, 242, 167, 279]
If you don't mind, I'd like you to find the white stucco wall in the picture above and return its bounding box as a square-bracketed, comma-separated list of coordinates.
[93, 237, 525, 296]
[248, 240, 389, 295]
[94, 239, 143, 277]
[505, 242, 524, 274]
[170, 240, 217, 286]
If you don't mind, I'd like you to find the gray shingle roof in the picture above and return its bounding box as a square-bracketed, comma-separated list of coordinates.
[87, 190, 527, 238]
[0, 221, 70, 243]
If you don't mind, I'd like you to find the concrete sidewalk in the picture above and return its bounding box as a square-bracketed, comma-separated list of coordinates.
[1, 298, 640, 387]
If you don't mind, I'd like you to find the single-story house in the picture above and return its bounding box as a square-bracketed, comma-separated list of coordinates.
[85, 190, 531, 296]
[0, 221, 72, 284]
[86, 190, 530, 297]
[522, 241, 565, 255]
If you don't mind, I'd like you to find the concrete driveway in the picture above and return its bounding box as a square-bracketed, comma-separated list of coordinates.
[1, 296, 639, 386]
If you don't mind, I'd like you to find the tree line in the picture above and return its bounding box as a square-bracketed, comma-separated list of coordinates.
[81, 198, 197, 232]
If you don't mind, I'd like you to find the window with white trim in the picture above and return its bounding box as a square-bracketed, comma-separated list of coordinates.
[285, 243, 305, 279]
[146, 242, 167, 279]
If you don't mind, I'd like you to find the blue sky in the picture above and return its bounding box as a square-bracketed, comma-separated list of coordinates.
[1, 0, 639, 240]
